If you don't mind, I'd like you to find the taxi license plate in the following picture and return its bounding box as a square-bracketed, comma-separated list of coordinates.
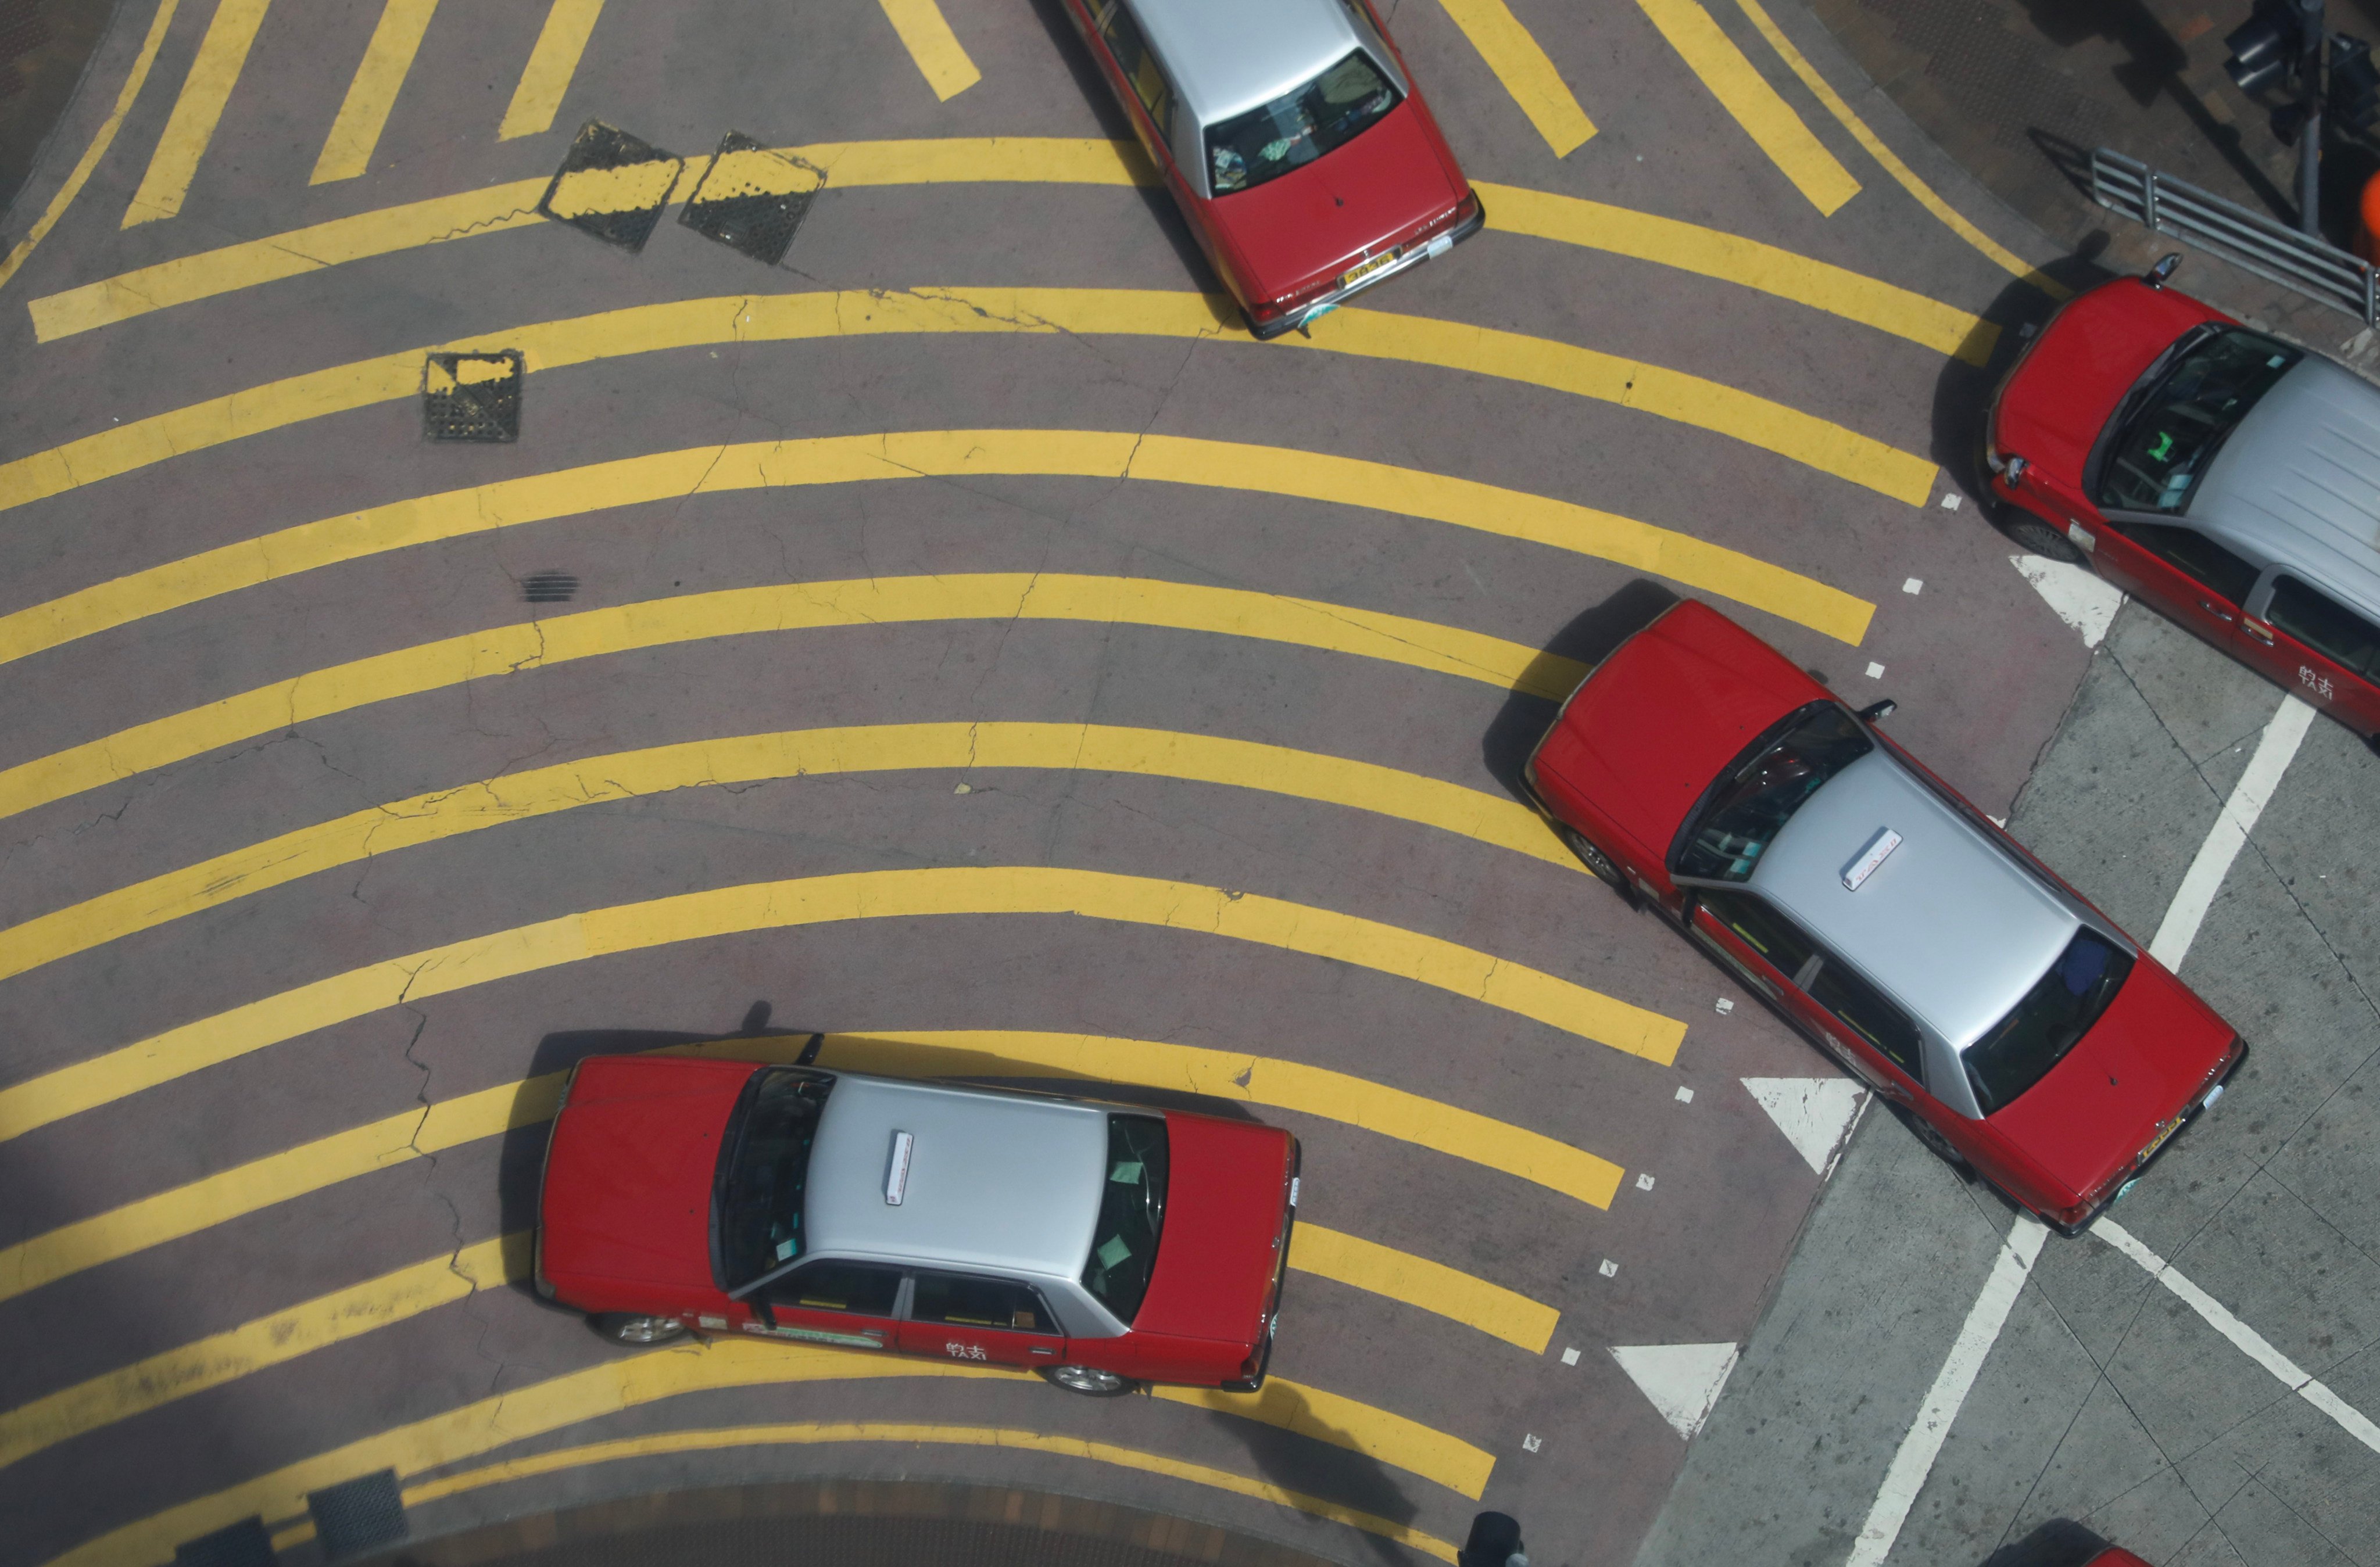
[2136, 1114, 2183, 1164]
[1340, 249, 1398, 290]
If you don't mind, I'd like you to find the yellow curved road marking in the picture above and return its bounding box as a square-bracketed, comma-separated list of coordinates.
[0, 428, 1872, 684]
[1434, 0, 1594, 155]
[1630, 0, 1856, 215]
[337, 1422, 1459, 1561]
[497, 0, 606, 140]
[878, 0, 979, 99]
[0, 0, 184, 292]
[1478, 181, 1995, 364]
[2, 1236, 1486, 1501]
[0, 575, 1586, 817]
[53, 1335, 1487, 1567]
[122, 0, 274, 227]
[1730, 0, 2067, 299]
[0, 1028, 1610, 1307]
[0, 867, 1684, 1143]
[0, 722, 1576, 982]
[309, 0, 441, 184]
[1291, 1225, 1556, 1353]
[5, 289, 1933, 508]
[0, 1027, 1608, 1311]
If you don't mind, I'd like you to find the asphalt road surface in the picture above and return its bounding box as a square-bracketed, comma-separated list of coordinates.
[0, 2, 2374, 1566]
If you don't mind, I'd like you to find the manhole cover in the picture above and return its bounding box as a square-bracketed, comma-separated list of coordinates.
[173, 1517, 275, 1567]
[538, 120, 682, 252]
[424, 350, 523, 442]
[307, 1469, 407, 1561]
[679, 132, 826, 266]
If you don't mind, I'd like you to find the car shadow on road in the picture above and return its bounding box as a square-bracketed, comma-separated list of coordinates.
[1978, 1517, 2109, 1566]
[1199, 1380, 1424, 1567]
[1476, 578, 1682, 801]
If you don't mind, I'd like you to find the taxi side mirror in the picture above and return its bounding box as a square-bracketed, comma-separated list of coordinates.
[1858, 699, 1897, 723]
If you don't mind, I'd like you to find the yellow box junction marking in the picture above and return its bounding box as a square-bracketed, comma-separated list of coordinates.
[52, 1335, 1487, 1567]
[2, 1238, 1487, 1501]
[372, 1424, 1459, 1562]
[308, 0, 439, 185]
[1479, 181, 1996, 364]
[1433, 0, 1594, 155]
[1630, 0, 1857, 215]
[1730, 0, 2067, 299]
[123, 0, 274, 226]
[878, 0, 980, 101]
[0, 723, 1584, 984]
[497, 0, 606, 141]
[1291, 1224, 1558, 1352]
[0, 0, 185, 291]
[0, 868, 1685, 1145]
[8, 289, 1934, 510]
[0, 1027, 1620, 1308]
[0, 576, 1587, 816]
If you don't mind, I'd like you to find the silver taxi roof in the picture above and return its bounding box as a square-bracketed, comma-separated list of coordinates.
[2191, 355, 2380, 623]
[805, 1074, 1108, 1281]
[1131, 0, 1380, 127]
[1749, 750, 2081, 1052]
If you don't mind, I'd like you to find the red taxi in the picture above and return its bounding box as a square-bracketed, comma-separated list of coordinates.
[536, 1053, 1298, 1394]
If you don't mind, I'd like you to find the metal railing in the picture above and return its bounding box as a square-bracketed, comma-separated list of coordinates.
[2091, 146, 2380, 325]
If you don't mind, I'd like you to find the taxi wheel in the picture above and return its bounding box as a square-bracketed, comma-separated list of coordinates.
[1904, 1112, 1977, 1182]
[1041, 1364, 1139, 1397]
[2002, 511, 2085, 566]
[590, 1313, 689, 1346]
[1561, 829, 1639, 908]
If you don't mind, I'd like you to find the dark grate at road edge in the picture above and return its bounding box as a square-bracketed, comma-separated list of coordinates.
[679, 131, 826, 266]
[538, 120, 682, 252]
[522, 569, 578, 603]
[173, 1518, 276, 1567]
[424, 350, 523, 442]
[308, 1470, 407, 1562]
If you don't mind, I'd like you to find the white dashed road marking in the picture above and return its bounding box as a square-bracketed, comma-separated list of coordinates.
[2150, 693, 2317, 969]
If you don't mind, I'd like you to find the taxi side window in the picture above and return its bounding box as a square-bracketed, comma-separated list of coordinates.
[911, 1272, 1054, 1333]
[1808, 956, 1924, 1078]
[2266, 575, 2380, 677]
[765, 1260, 901, 1317]
[1095, 1, 1173, 138]
[2117, 522, 2260, 606]
[1697, 889, 1817, 981]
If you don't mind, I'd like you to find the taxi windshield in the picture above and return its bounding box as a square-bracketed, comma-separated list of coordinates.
[1205, 51, 1400, 196]
[1080, 1113, 1168, 1324]
[1678, 704, 1873, 881]
[717, 1067, 833, 1289]
[2098, 328, 2299, 514]
[1963, 929, 2134, 1113]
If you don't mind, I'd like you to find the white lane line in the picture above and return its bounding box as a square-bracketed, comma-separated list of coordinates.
[2150, 694, 2316, 969]
[1845, 1214, 2048, 1567]
[2095, 1218, 2380, 1455]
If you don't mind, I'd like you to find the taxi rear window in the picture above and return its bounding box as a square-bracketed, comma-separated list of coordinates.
[1962, 929, 2134, 1113]
[1081, 1113, 1168, 1323]
[1205, 51, 1400, 195]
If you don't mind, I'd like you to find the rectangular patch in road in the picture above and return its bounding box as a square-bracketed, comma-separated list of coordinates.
[423, 350, 522, 442]
[538, 119, 681, 250]
[680, 131, 827, 266]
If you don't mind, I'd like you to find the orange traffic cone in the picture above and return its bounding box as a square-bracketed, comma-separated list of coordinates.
[2358, 168, 2380, 264]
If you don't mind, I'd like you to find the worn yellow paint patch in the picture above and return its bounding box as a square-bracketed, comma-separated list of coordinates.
[0, 868, 1682, 1146]
[700, 146, 828, 199]
[1434, 0, 1595, 154]
[498, 0, 606, 141]
[1630, 0, 1859, 214]
[122, 0, 274, 226]
[56, 1339, 1473, 1567]
[1479, 181, 1997, 364]
[0, 575, 1579, 820]
[543, 156, 682, 218]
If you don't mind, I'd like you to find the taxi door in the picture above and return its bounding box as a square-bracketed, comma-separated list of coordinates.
[2239, 573, 2380, 737]
[1685, 890, 1856, 1067]
[747, 1260, 903, 1353]
[897, 1271, 1070, 1369]
[2086, 515, 2263, 653]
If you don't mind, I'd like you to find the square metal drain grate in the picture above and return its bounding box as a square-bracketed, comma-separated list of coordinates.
[173, 1517, 276, 1567]
[538, 120, 682, 252]
[679, 131, 826, 266]
[424, 349, 523, 442]
[307, 1469, 406, 1561]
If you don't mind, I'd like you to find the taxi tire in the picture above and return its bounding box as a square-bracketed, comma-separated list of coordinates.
[2002, 510, 2086, 566]
[1902, 1109, 1977, 1183]
[590, 1313, 689, 1346]
[1041, 1364, 1139, 1397]
[1561, 828, 1640, 908]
